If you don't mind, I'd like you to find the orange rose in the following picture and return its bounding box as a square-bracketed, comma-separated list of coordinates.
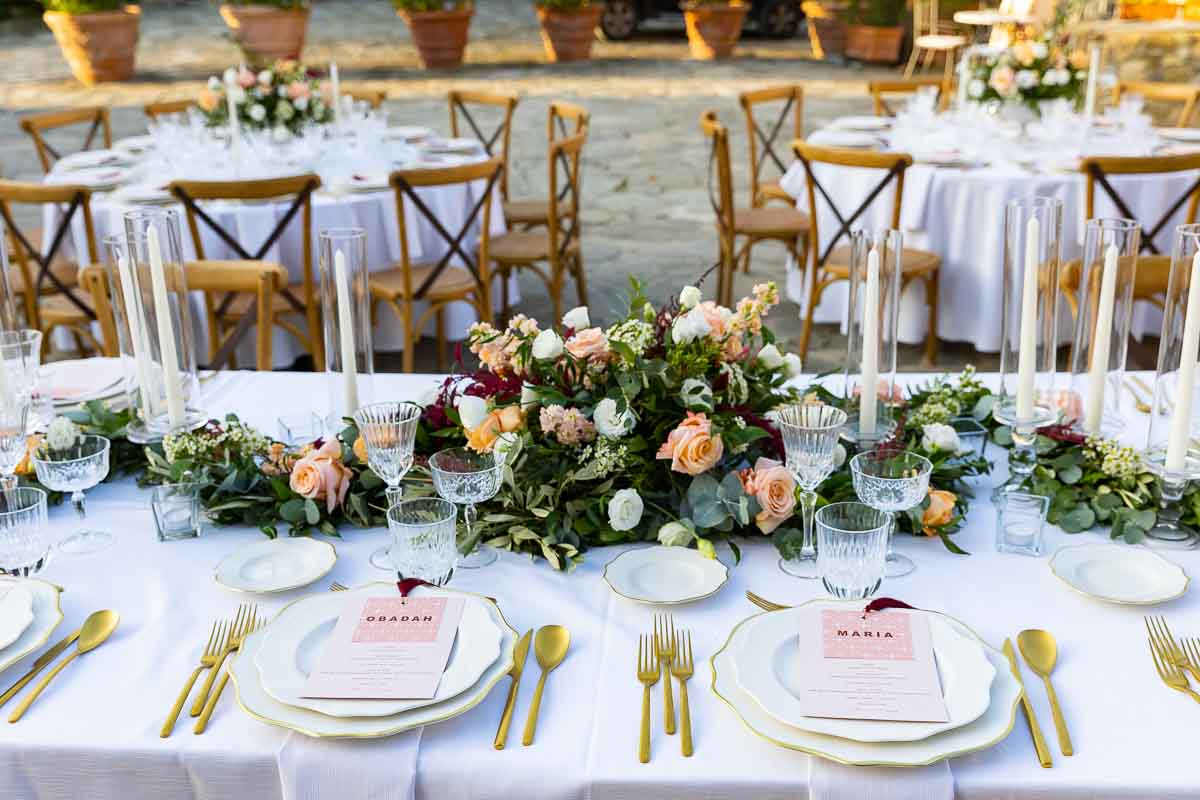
[657, 412, 724, 476]
[921, 489, 957, 536]
[466, 406, 524, 453]
[289, 438, 352, 514]
[740, 457, 796, 534]
[14, 435, 40, 477]
[352, 435, 368, 463]
[1069, 49, 1090, 70]
[198, 89, 220, 113]
[565, 327, 610, 363]
[1011, 41, 1035, 66]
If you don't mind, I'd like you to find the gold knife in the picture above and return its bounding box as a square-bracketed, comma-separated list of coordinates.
[0, 628, 81, 710]
[493, 629, 532, 750]
[1003, 638, 1052, 769]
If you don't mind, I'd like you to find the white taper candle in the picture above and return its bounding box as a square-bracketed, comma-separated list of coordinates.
[1165, 250, 1200, 472]
[147, 225, 186, 428]
[1017, 216, 1040, 420]
[860, 246, 880, 436]
[334, 249, 359, 415]
[1084, 44, 1101, 121]
[116, 253, 157, 420]
[330, 62, 342, 130]
[1084, 243, 1119, 434]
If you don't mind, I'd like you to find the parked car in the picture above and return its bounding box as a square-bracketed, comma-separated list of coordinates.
[600, 0, 802, 41]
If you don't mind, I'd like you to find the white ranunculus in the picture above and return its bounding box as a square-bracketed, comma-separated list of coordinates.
[531, 330, 564, 360]
[208, 76, 222, 91]
[968, 79, 986, 99]
[593, 398, 636, 438]
[921, 423, 961, 454]
[249, 104, 267, 122]
[657, 521, 695, 548]
[1015, 70, 1038, 90]
[679, 285, 702, 310]
[222, 67, 238, 85]
[455, 395, 489, 431]
[757, 343, 784, 369]
[680, 378, 713, 412]
[561, 306, 590, 331]
[520, 382, 539, 411]
[608, 488, 644, 532]
[833, 443, 847, 469]
[671, 307, 711, 344]
[783, 352, 803, 379]
[46, 417, 79, 452]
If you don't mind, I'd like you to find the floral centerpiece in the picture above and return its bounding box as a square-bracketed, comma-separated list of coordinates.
[965, 31, 1089, 114]
[198, 59, 332, 137]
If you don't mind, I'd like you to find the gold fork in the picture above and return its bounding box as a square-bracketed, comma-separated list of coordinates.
[190, 604, 252, 716]
[671, 629, 695, 758]
[654, 614, 676, 735]
[1181, 637, 1200, 682]
[746, 591, 789, 612]
[194, 610, 264, 734]
[636, 634, 660, 764]
[330, 581, 348, 591]
[161, 620, 227, 738]
[1149, 635, 1200, 704]
[1145, 616, 1200, 682]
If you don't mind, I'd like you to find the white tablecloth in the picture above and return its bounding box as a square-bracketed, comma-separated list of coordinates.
[1, 370, 1197, 800]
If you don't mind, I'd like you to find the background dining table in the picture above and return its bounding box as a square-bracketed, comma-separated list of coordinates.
[0, 369, 1196, 799]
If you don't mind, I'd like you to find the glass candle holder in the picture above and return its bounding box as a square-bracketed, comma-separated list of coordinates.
[0, 330, 43, 410]
[320, 228, 374, 428]
[994, 489, 1050, 557]
[0, 486, 49, 577]
[0, 388, 29, 495]
[815, 501, 891, 600]
[151, 480, 202, 541]
[277, 412, 326, 447]
[951, 416, 988, 459]
[843, 229, 901, 447]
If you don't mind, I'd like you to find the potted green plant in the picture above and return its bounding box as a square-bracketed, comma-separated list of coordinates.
[843, 0, 904, 64]
[41, 1, 140, 86]
[394, 0, 474, 70]
[535, 0, 604, 63]
[681, 0, 748, 60]
[219, 0, 310, 65]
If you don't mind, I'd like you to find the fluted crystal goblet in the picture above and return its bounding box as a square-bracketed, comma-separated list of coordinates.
[774, 403, 849, 579]
[849, 449, 932, 578]
[32, 435, 111, 554]
[429, 447, 504, 569]
[353, 401, 422, 570]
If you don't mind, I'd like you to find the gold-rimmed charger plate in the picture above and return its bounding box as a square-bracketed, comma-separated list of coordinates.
[0, 578, 63, 675]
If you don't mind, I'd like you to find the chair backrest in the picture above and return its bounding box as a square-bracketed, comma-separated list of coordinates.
[1113, 81, 1200, 128]
[19, 107, 112, 174]
[868, 78, 951, 116]
[700, 111, 737, 240]
[345, 88, 387, 109]
[388, 158, 505, 315]
[547, 132, 586, 266]
[911, 0, 940, 38]
[1060, 254, 1169, 320]
[448, 90, 519, 200]
[1080, 154, 1200, 255]
[143, 100, 196, 121]
[738, 85, 804, 206]
[792, 141, 912, 271]
[79, 263, 118, 357]
[545, 102, 590, 208]
[0, 180, 98, 327]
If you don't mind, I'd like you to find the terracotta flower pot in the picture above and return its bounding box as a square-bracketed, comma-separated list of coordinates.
[535, 5, 604, 63]
[844, 24, 904, 64]
[42, 5, 140, 86]
[682, 4, 748, 60]
[219, 5, 310, 65]
[398, 8, 474, 70]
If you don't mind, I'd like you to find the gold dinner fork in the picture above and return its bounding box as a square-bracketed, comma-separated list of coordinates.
[194, 610, 264, 734]
[330, 581, 348, 591]
[1145, 616, 1200, 682]
[1149, 635, 1200, 704]
[654, 614, 676, 735]
[671, 629, 695, 758]
[636, 634, 659, 764]
[746, 591, 789, 613]
[190, 604, 254, 717]
[1181, 638, 1200, 682]
[161, 620, 227, 738]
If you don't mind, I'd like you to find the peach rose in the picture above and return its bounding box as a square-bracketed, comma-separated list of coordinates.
[921, 489, 957, 536]
[1048, 389, 1083, 425]
[287, 81, 310, 100]
[466, 405, 524, 453]
[352, 435, 369, 463]
[565, 327, 610, 363]
[289, 438, 352, 514]
[1011, 41, 1035, 66]
[989, 65, 1016, 96]
[740, 457, 796, 534]
[1069, 49, 1090, 70]
[696, 301, 730, 340]
[237, 67, 256, 89]
[14, 435, 40, 477]
[657, 412, 724, 476]
[198, 89, 220, 113]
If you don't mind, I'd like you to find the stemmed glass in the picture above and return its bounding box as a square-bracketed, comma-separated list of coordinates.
[429, 447, 504, 570]
[0, 330, 43, 433]
[0, 391, 30, 496]
[353, 401, 422, 570]
[775, 403, 850, 579]
[849, 449, 932, 578]
[32, 435, 111, 554]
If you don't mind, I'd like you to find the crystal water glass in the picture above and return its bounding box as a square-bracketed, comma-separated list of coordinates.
[816, 501, 891, 599]
[849, 449, 932, 578]
[0, 486, 49, 577]
[387, 498, 458, 586]
[0, 392, 30, 494]
[353, 401, 423, 570]
[774, 403, 849, 579]
[429, 447, 504, 570]
[32, 435, 111, 554]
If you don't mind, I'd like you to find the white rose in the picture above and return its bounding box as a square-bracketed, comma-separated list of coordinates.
[921, 423, 961, 454]
[783, 352, 803, 379]
[671, 307, 711, 344]
[520, 382, 540, 411]
[968, 79, 985, 99]
[608, 488, 644, 532]
[561, 306, 590, 331]
[757, 343, 784, 369]
[258, 69, 273, 85]
[455, 395, 489, 431]
[1016, 70, 1038, 90]
[679, 285, 702, 310]
[531, 330, 564, 360]
[833, 443, 847, 469]
[222, 67, 238, 85]
[207, 76, 222, 91]
[593, 398, 636, 438]
[249, 104, 267, 122]
[46, 417, 79, 452]
[657, 521, 695, 548]
[294, 95, 309, 111]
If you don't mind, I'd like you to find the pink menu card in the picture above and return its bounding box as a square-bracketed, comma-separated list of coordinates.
[302, 596, 465, 700]
[792, 608, 949, 723]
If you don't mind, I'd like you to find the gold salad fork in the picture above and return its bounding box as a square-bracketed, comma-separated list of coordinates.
[1146, 616, 1200, 682]
[671, 629, 695, 757]
[161, 620, 227, 738]
[190, 604, 254, 716]
[1149, 635, 1200, 704]
[637, 634, 660, 764]
[746, 591, 789, 612]
[654, 614, 676, 735]
[194, 609, 262, 733]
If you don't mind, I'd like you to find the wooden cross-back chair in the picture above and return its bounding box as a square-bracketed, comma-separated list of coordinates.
[868, 78, 952, 117]
[448, 90, 518, 202]
[0, 180, 111, 356]
[792, 141, 941, 363]
[169, 175, 323, 372]
[738, 85, 804, 208]
[1113, 82, 1200, 128]
[19, 107, 112, 175]
[504, 101, 589, 231]
[700, 111, 808, 308]
[344, 88, 388, 109]
[143, 100, 196, 121]
[904, 0, 966, 82]
[374, 158, 504, 373]
[490, 133, 588, 325]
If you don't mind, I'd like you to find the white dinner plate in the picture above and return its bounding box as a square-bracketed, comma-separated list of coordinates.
[385, 126, 435, 143]
[603, 546, 728, 605]
[733, 606, 996, 742]
[347, 173, 390, 193]
[808, 130, 883, 149]
[1158, 128, 1200, 143]
[422, 137, 481, 155]
[711, 601, 1021, 766]
[42, 357, 125, 405]
[45, 166, 129, 190]
[1050, 543, 1189, 605]
[54, 149, 130, 172]
[114, 135, 155, 156]
[112, 183, 174, 205]
[0, 585, 35, 650]
[254, 584, 502, 717]
[214, 538, 337, 594]
[0, 578, 63, 675]
[231, 583, 516, 738]
[830, 115, 892, 132]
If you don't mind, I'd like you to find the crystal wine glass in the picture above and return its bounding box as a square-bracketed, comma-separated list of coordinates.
[849, 449, 932, 578]
[0, 486, 49, 577]
[429, 447, 504, 570]
[32, 435, 111, 554]
[774, 403, 849, 579]
[353, 401, 422, 570]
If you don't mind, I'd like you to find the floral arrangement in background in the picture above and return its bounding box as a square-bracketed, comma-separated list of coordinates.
[198, 59, 332, 137]
[966, 31, 1088, 112]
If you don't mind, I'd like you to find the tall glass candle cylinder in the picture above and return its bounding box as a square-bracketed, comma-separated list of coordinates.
[320, 228, 373, 428]
[843, 229, 900, 446]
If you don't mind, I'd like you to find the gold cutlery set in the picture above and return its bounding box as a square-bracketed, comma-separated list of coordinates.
[0, 609, 119, 723]
[637, 613, 695, 763]
[495, 625, 570, 748]
[162, 604, 263, 737]
[1146, 615, 1200, 704]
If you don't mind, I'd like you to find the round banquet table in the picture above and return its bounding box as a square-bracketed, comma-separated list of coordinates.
[782, 114, 1200, 352]
[0, 369, 1196, 800]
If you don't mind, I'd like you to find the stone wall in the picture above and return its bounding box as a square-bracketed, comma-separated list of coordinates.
[1106, 30, 1200, 84]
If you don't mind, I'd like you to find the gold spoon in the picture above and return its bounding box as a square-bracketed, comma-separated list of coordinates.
[1017, 629, 1073, 757]
[521, 625, 570, 746]
[1124, 380, 1151, 414]
[9, 610, 120, 723]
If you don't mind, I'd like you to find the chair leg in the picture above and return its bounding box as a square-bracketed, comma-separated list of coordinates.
[573, 253, 588, 309]
[390, 298, 415, 374]
[435, 306, 446, 373]
[257, 285, 273, 372]
[920, 47, 935, 73]
[942, 49, 956, 86]
[499, 266, 512, 324]
[799, 273, 825, 363]
[904, 45, 921, 78]
[306, 298, 324, 372]
[70, 329, 87, 357]
[924, 271, 940, 366]
[743, 238, 754, 274]
[204, 292, 221, 367]
[548, 260, 564, 326]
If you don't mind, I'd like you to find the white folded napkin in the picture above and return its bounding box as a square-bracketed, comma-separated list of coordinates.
[277, 727, 422, 800]
[809, 758, 953, 800]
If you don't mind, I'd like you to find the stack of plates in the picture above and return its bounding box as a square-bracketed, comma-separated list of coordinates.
[422, 137, 483, 156]
[45, 166, 130, 191]
[0, 579, 62, 674]
[830, 116, 892, 132]
[229, 582, 517, 737]
[807, 130, 884, 150]
[711, 599, 1022, 766]
[43, 357, 126, 407]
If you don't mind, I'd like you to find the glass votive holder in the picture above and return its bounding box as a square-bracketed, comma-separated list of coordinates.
[994, 490, 1050, 556]
[151, 481, 202, 542]
[277, 412, 325, 446]
[951, 416, 988, 458]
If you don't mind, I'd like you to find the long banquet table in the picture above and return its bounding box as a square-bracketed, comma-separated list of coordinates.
[1, 370, 1197, 800]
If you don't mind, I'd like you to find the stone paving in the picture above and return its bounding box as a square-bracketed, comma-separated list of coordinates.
[0, 0, 1004, 374]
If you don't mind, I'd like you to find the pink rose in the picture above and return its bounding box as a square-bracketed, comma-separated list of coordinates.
[696, 301, 730, 339]
[739, 457, 796, 534]
[287, 82, 310, 100]
[288, 438, 352, 514]
[565, 327, 610, 363]
[237, 67, 256, 89]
